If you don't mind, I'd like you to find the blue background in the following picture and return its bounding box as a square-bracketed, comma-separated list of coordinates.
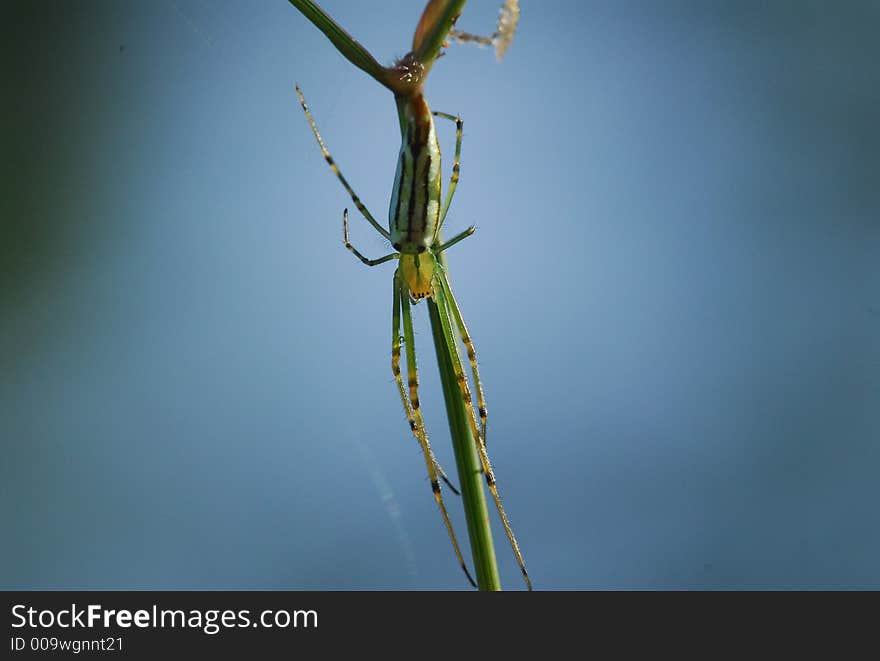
[2, 1, 878, 589]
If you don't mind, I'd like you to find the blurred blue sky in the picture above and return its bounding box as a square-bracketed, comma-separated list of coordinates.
[2, 1, 878, 589]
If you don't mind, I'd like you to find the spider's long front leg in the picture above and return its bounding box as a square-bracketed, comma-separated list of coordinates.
[394, 271, 475, 587]
[433, 277, 531, 590]
[296, 84, 391, 241]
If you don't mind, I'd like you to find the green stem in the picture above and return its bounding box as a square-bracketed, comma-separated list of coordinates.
[428, 298, 501, 591]
[286, 0, 389, 88]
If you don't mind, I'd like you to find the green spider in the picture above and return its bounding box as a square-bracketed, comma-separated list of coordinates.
[294, 3, 528, 591]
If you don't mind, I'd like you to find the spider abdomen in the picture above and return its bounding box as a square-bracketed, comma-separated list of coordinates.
[388, 94, 442, 255]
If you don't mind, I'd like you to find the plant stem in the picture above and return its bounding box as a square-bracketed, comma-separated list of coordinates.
[286, 0, 388, 88]
[428, 298, 501, 591]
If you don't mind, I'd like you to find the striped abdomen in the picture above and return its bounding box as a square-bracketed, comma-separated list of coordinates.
[388, 94, 442, 254]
